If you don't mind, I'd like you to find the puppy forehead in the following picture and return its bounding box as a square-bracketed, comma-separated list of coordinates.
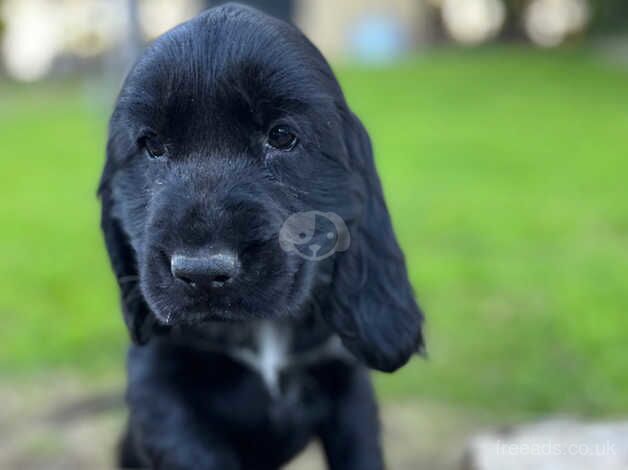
[127, 5, 335, 116]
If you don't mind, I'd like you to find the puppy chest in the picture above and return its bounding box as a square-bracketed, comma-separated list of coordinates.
[228, 321, 349, 398]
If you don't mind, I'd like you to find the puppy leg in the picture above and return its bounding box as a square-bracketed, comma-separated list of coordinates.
[127, 392, 239, 470]
[318, 367, 384, 470]
[126, 349, 240, 469]
[118, 422, 144, 468]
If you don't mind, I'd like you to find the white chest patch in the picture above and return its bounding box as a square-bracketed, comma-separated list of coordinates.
[230, 321, 289, 398]
[227, 321, 352, 398]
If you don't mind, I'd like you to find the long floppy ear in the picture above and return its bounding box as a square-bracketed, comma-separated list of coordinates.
[325, 111, 425, 372]
[98, 145, 160, 344]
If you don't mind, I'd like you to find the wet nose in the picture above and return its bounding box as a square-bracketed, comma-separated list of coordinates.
[171, 251, 240, 289]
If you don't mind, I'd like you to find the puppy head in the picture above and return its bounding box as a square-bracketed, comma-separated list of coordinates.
[100, 4, 424, 372]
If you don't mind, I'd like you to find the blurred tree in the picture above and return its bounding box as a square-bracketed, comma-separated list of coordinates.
[500, 0, 528, 40]
[126, 0, 142, 60]
[103, 0, 142, 89]
[424, 2, 448, 44]
[500, 0, 628, 39]
[0, 0, 5, 77]
[0, 0, 4, 37]
[589, 0, 628, 34]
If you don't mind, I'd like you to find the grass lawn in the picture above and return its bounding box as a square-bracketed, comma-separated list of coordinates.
[1, 47, 627, 416]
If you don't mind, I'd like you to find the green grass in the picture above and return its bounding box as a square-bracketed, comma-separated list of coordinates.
[1, 47, 627, 416]
[0, 83, 126, 374]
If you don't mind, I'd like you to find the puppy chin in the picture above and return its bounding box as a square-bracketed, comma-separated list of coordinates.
[158, 310, 230, 326]
[147, 294, 275, 327]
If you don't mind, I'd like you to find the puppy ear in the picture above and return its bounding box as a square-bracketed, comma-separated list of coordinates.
[98, 146, 160, 345]
[325, 111, 425, 372]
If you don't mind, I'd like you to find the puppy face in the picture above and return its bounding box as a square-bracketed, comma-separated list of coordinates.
[104, 6, 352, 324]
[101, 5, 424, 372]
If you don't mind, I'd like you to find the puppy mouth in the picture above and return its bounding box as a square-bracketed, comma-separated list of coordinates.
[148, 261, 303, 326]
[157, 308, 248, 326]
[146, 273, 286, 326]
[151, 290, 251, 325]
[142, 232, 303, 326]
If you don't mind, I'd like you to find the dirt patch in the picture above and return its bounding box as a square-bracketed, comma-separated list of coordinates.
[0, 375, 494, 469]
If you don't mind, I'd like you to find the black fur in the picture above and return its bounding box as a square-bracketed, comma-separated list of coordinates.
[99, 4, 424, 469]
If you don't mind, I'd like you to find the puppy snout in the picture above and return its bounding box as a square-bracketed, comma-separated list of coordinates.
[171, 251, 240, 289]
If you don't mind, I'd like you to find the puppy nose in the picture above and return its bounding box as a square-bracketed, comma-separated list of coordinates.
[171, 251, 240, 289]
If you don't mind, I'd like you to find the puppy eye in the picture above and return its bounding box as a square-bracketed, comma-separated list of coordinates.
[267, 125, 298, 151]
[139, 134, 167, 159]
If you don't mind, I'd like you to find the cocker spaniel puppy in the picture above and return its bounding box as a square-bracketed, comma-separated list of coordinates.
[99, 4, 424, 469]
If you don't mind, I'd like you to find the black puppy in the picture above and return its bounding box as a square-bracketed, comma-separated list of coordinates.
[99, 4, 424, 469]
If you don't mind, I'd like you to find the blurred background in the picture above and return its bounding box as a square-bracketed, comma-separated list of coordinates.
[1, 1, 627, 469]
